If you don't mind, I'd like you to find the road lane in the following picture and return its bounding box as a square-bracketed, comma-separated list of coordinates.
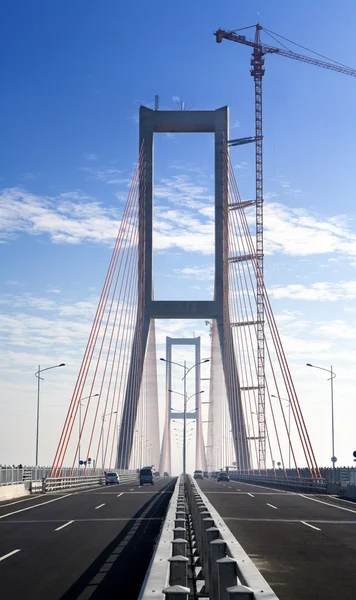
[198, 478, 356, 600]
[0, 477, 176, 600]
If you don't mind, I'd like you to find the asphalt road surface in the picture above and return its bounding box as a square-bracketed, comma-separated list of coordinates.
[0, 476, 176, 600]
[197, 477, 356, 600]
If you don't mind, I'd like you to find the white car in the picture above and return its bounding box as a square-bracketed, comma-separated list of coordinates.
[193, 470, 204, 480]
[105, 471, 120, 485]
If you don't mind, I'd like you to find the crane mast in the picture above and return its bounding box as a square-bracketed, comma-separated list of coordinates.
[215, 23, 356, 472]
[251, 24, 266, 472]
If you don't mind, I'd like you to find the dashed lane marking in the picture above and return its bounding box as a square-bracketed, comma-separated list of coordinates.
[117, 493, 123, 498]
[248, 493, 254, 498]
[55, 520, 74, 532]
[0, 549, 21, 562]
[301, 521, 321, 531]
[95, 503, 105, 510]
[266, 503, 278, 510]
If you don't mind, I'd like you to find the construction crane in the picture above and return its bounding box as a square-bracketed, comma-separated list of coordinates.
[215, 24, 356, 472]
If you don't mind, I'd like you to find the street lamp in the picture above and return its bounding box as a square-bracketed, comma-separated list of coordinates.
[168, 387, 205, 476]
[271, 394, 291, 469]
[101, 410, 117, 471]
[161, 357, 209, 475]
[306, 363, 336, 468]
[34, 363, 65, 465]
[78, 394, 99, 466]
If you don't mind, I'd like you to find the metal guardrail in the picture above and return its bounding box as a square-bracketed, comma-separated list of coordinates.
[139, 476, 185, 599]
[0, 466, 137, 486]
[186, 475, 280, 599]
[43, 473, 138, 493]
[44, 476, 103, 492]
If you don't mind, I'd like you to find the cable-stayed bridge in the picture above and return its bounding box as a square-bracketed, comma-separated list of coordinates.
[3, 105, 356, 600]
[49, 105, 319, 481]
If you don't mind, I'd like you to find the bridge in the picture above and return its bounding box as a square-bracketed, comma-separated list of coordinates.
[1, 104, 356, 599]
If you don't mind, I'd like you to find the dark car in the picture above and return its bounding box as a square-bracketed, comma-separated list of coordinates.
[217, 471, 230, 482]
[140, 467, 154, 485]
[164, 471, 169, 477]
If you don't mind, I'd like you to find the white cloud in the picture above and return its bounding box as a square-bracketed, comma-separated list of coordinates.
[84, 153, 99, 161]
[0, 187, 121, 244]
[263, 203, 356, 259]
[269, 281, 356, 302]
[172, 265, 214, 280]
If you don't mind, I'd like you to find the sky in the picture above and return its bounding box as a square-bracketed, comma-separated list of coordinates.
[1, 0, 356, 472]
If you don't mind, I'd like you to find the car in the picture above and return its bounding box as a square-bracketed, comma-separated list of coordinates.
[164, 471, 169, 477]
[203, 471, 209, 478]
[217, 472, 230, 482]
[155, 471, 160, 477]
[105, 471, 119, 485]
[140, 467, 154, 485]
[193, 470, 204, 480]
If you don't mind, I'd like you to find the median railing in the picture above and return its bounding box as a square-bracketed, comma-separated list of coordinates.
[138, 476, 186, 599]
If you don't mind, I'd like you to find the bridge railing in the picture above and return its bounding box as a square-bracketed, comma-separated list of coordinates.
[0, 466, 137, 486]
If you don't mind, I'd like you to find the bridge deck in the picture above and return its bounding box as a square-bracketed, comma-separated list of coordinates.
[0, 477, 176, 599]
[198, 478, 356, 600]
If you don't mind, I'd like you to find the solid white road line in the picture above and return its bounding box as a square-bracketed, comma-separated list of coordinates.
[117, 493, 123, 498]
[301, 521, 321, 531]
[0, 493, 74, 520]
[0, 549, 21, 562]
[266, 503, 278, 510]
[55, 520, 74, 532]
[0, 496, 46, 509]
[248, 493, 254, 497]
[299, 494, 356, 515]
[95, 504, 105, 510]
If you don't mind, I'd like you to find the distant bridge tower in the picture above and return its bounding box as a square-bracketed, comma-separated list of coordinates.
[117, 106, 250, 470]
[159, 336, 206, 475]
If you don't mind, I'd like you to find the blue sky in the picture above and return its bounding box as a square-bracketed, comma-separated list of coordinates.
[1, 1, 356, 471]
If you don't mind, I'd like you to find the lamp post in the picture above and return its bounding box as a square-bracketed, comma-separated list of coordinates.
[161, 357, 209, 475]
[101, 410, 117, 471]
[271, 394, 291, 469]
[34, 363, 65, 466]
[78, 394, 99, 466]
[306, 363, 336, 468]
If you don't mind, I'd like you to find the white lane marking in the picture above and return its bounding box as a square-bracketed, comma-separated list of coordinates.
[266, 503, 278, 510]
[95, 503, 105, 510]
[55, 520, 74, 531]
[0, 549, 21, 562]
[0, 493, 74, 520]
[301, 521, 321, 531]
[129, 488, 134, 491]
[138, 486, 142, 488]
[0, 496, 46, 509]
[248, 493, 254, 497]
[299, 494, 356, 515]
[233, 480, 293, 494]
[117, 493, 123, 498]
[228, 486, 232, 489]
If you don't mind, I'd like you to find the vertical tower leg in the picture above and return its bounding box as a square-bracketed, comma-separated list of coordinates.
[117, 319, 150, 469]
